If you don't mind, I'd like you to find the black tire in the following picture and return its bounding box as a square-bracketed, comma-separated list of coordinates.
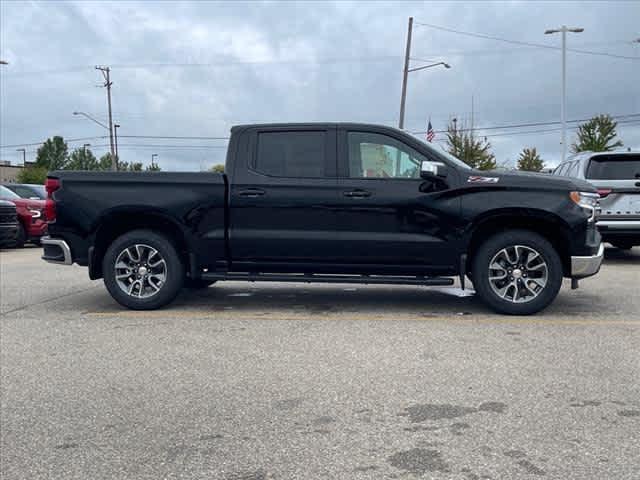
[471, 230, 563, 315]
[13, 223, 26, 248]
[183, 278, 217, 289]
[102, 230, 185, 310]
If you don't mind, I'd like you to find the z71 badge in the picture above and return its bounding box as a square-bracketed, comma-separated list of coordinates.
[467, 176, 499, 183]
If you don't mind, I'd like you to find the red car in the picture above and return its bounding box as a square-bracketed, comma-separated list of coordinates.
[0, 185, 48, 247]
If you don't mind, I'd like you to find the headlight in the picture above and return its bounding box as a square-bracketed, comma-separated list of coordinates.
[570, 191, 600, 221]
[28, 209, 43, 219]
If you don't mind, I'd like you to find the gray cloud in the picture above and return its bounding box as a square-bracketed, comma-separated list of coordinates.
[1, 0, 639, 170]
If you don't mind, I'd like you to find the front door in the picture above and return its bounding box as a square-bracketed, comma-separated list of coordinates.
[333, 128, 460, 270]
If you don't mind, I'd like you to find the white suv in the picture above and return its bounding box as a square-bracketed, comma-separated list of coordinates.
[553, 150, 640, 249]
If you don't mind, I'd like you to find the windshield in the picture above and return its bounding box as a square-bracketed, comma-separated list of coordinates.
[27, 184, 47, 199]
[0, 185, 21, 200]
[415, 138, 473, 170]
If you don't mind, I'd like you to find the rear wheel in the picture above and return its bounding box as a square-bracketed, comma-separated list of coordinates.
[471, 230, 563, 315]
[102, 230, 185, 310]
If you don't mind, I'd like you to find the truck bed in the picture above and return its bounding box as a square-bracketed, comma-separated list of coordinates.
[47, 171, 227, 269]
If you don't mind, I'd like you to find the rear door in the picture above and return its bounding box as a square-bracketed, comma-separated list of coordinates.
[229, 126, 339, 266]
[587, 153, 640, 220]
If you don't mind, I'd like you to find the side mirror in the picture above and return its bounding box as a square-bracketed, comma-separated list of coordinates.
[420, 160, 448, 179]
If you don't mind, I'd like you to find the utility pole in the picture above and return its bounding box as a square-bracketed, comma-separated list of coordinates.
[96, 66, 116, 170]
[545, 26, 584, 163]
[16, 148, 25, 166]
[114, 123, 120, 162]
[398, 17, 413, 130]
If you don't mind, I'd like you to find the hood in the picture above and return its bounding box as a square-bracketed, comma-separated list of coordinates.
[469, 169, 596, 193]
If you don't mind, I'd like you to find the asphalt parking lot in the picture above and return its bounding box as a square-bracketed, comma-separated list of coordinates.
[1, 246, 639, 480]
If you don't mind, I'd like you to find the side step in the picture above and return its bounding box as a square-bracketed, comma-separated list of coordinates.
[200, 272, 454, 287]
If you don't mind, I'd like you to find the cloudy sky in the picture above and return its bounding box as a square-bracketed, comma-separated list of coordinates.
[1, 0, 638, 171]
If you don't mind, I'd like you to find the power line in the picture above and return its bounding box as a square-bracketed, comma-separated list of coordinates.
[413, 21, 640, 61]
[0, 136, 108, 149]
[3, 114, 638, 150]
[119, 135, 230, 140]
[409, 113, 640, 135]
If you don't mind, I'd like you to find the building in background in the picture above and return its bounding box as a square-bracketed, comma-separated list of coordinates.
[0, 161, 25, 183]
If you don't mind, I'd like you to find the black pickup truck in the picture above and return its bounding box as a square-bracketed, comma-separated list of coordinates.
[42, 123, 603, 314]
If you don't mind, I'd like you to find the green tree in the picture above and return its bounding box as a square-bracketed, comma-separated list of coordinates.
[446, 121, 496, 170]
[35, 136, 69, 170]
[66, 147, 98, 170]
[146, 163, 162, 172]
[98, 153, 116, 171]
[517, 147, 545, 172]
[118, 161, 143, 172]
[16, 166, 48, 184]
[572, 114, 623, 153]
[209, 164, 225, 173]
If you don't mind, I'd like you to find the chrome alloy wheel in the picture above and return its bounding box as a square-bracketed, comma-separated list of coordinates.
[488, 245, 548, 303]
[114, 244, 167, 299]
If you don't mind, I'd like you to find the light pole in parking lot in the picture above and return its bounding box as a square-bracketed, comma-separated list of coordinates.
[544, 25, 584, 163]
[398, 17, 450, 130]
[151, 154, 158, 170]
[16, 148, 25, 166]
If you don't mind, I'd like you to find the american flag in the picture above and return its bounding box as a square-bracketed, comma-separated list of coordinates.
[426, 119, 435, 142]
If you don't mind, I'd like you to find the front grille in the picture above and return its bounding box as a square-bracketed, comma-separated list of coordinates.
[0, 212, 17, 224]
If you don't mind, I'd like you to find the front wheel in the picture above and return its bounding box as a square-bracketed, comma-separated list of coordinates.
[102, 230, 185, 310]
[471, 230, 563, 315]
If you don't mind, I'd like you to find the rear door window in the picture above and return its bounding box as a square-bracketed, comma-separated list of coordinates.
[254, 131, 327, 178]
[586, 154, 640, 180]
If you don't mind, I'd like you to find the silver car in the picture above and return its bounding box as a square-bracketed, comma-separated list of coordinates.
[553, 150, 640, 249]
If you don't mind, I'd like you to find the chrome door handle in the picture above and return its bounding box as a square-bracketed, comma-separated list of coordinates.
[343, 190, 372, 198]
[238, 188, 266, 197]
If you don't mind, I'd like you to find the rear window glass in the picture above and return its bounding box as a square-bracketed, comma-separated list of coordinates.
[254, 131, 326, 178]
[586, 154, 640, 180]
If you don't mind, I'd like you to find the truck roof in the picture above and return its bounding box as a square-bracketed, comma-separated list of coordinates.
[231, 122, 406, 133]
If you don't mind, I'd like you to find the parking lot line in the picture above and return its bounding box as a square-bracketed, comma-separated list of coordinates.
[85, 310, 640, 326]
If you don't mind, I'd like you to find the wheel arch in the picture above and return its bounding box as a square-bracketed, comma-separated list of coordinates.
[89, 208, 190, 280]
[465, 209, 572, 277]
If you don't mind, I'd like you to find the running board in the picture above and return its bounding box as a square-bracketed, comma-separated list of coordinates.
[200, 272, 455, 287]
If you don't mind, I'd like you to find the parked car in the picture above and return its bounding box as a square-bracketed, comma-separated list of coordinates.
[2, 183, 47, 200]
[0, 185, 48, 247]
[553, 150, 640, 249]
[41, 123, 603, 315]
[0, 200, 19, 248]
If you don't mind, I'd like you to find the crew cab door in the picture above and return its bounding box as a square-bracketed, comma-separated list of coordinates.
[333, 127, 461, 269]
[229, 126, 338, 266]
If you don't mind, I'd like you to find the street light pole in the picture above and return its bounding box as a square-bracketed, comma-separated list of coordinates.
[398, 18, 450, 130]
[151, 154, 158, 169]
[16, 148, 26, 166]
[114, 124, 120, 162]
[399, 17, 413, 130]
[73, 111, 109, 129]
[545, 25, 584, 163]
